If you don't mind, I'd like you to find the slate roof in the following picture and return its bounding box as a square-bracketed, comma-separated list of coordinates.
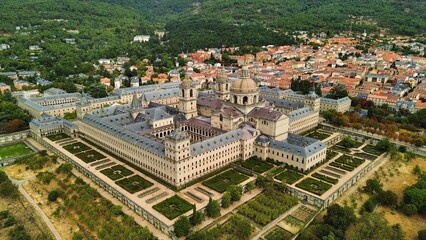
[289, 107, 314, 121]
[269, 133, 326, 158]
[82, 114, 165, 155]
[320, 97, 351, 105]
[248, 107, 285, 121]
[191, 129, 244, 156]
[264, 97, 305, 109]
[141, 88, 179, 102]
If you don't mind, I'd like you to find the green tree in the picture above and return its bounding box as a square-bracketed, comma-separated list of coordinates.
[222, 192, 231, 208]
[246, 181, 255, 192]
[418, 229, 426, 240]
[340, 137, 356, 148]
[327, 85, 348, 100]
[376, 138, 393, 152]
[346, 213, 404, 240]
[190, 205, 202, 226]
[363, 179, 383, 194]
[174, 216, 191, 237]
[48, 190, 59, 202]
[8, 225, 31, 240]
[227, 185, 243, 202]
[323, 204, 356, 232]
[402, 204, 417, 216]
[377, 190, 398, 208]
[206, 197, 221, 218]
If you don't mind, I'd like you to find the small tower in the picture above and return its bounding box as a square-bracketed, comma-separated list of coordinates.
[215, 68, 230, 101]
[130, 94, 143, 120]
[76, 91, 91, 119]
[164, 115, 191, 162]
[178, 71, 198, 119]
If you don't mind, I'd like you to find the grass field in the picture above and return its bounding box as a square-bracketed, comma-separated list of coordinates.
[296, 177, 332, 196]
[203, 170, 249, 193]
[46, 133, 70, 142]
[274, 170, 304, 184]
[0, 142, 33, 160]
[241, 157, 274, 173]
[116, 175, 153, 194]
[153, 195, 193, 220]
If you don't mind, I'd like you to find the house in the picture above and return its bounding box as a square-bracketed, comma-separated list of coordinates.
[0, 82, 11, 93]
[64, 38, 76, 44]
[36, 78, 52, 86]
[29, 45, 42, 51]
[0, 44, 10, 50]
[133, 35, 150, 43]
[130, 76, 140, 87]
[13, 79, 32, 90]
[100, 77, 111, 87]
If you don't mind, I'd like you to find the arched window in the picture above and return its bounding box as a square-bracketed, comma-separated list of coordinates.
[233, 95, 238, 104]
[190, 89, 193, 97]
[226, 83, 229, 91]
[253, 95, 257, 103]
[243, 96, 248, 104]
[219, 114, 223, 121]
[181, 89, 185, 97]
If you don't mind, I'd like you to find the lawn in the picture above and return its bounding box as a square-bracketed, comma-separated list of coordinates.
[46, 133, 70, 141]
[296, 177, 332, 196]
[238, 189, 298, 226]
[153, 195, 193, 220]
[0, 142, 33, 160]
[203, 170, 249, 193]
[75, 150, 106, 163]
[116, 175, 153, 194]
[274, 170, 304, 184]
[63, 142, 91, 154]
[336, 139, 364, 148]
[241, 157, 274, 173]
[306, 131, 331, 140]
[264, 227, 293, 240]
[362, 144, 385, 156]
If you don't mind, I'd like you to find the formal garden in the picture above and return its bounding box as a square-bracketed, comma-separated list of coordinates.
[362, 144, 386, 156]
[75, 150, 106, 163]
[264, 226, 293, 240]
[63, 142, 91, 154]
[335, 155, 365, 168]
[296, 177, 332, 196]
[203, 169, 249, 193]
[306, 131, 331, 140]
[116, 175, 153, 194]
[100, 165, 134, 180]
[326, 150, 338, 161]
[274, 170, 304, 184]
[354, 152, 378, 160]
[238, 189, 298, 225]
[153, 195, 193, 220]
[0, 142, 33, 160]
[46, 133, 70, 142]
[312, 172, 338, 184]
[241, 157, 274, 173]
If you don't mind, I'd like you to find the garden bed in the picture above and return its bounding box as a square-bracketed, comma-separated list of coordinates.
[264, 227, 293, 240]
[306, 131, 330, 140]
[312, 173, 338, 184]
[153, 195, 193, 220]
[330, 162, 354, 172]
[330, 146, 351, 154]
[203, 170, 249, 193]
[46, 133, 70, 141]
[238, 189, 298, 226]
[100, 165, 134, 181]
[362, 144, 385, 156]
[116, 175, 153, 194]
[75, 150, 106, 163]
[326, 150, 338, 160]
[354, 152, 377, 160]
[274, 170, 304, 184]
[63, 142, 91, 154]
[335, 155, 365, 167]
[241, 157, 274, 173]
[296, 178, 332, 196]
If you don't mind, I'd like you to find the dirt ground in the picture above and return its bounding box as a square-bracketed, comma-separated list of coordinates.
[338, 157, 426, 239]
[0, 185, 52, 239]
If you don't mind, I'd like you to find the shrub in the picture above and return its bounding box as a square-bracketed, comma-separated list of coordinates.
[402, 204, 417, 216]
[227, 185, 243, 202]
[222, 192, 231, 208]
[377, 190, 398, 208]
[174, 216, 191, 237]
[362, 196, 377, 213]
[418, 229, 426, 240]
[48, 190, 59, 202]
[4, 216, 16, 227]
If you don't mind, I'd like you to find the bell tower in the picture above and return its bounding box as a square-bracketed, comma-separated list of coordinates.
[178, 71, 198, 119]
[215, 68, 230, 101]
[76, 91, 92, 119]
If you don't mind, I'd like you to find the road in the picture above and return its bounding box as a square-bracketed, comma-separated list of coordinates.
[9, 176, 63, 240]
